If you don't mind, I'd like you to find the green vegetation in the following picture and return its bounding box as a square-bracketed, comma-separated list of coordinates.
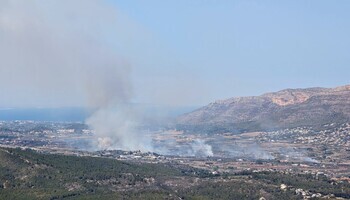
[0, 147, 182, 199]
[250, 171, 350, 198]
[0, 147, 349, 199]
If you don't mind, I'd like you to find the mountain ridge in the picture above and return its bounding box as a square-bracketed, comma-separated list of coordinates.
[176, 85, 350, 133]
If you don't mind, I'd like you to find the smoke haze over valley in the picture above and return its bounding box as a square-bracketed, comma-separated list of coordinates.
[1, 0, 350, 154]
[1, 2, 350, 199]
[0, 0, 155, 151]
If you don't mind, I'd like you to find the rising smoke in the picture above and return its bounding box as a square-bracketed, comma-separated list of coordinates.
[190, 139, 214, 157]
[0, 0, 152, 151]
[0, 1, 315, 160]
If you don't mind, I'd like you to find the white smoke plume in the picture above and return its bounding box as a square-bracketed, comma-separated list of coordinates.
[282, 148, 319, 163]
[86, 105, 153, 151]
[0, 0, 152, 151]
[190, 139, 214, 157]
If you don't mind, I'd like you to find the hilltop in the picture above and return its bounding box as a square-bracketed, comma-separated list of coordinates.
[176, 85, 350, 133]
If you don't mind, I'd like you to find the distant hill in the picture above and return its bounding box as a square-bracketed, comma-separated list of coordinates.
[176, 85, 350, 133]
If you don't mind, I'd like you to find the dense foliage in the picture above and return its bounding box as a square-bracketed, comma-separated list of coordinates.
[0, 147, 349, 199]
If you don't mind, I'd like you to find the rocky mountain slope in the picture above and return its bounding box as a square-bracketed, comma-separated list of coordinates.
[176, 85, 350, 133]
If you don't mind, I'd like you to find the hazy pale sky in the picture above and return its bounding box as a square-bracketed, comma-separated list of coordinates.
[0, 0, 349, 108]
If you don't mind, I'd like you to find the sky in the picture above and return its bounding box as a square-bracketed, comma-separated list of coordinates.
[0, 0, 350, 108]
